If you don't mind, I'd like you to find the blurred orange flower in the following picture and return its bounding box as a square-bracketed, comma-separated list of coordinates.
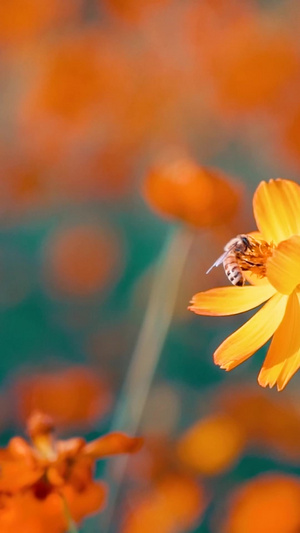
[189, 2, 299, 119]
[101, 0, 172, 24]
[0, 0, 81, 48]
[43, 223, 122, 298]
[190, 179, 300, 390]
[17, 30, 133, 144]
[121, 474, 205, 533]
[177, 413, 244, 476]
[0, 412, 142, 533]
[143, 154, 240, 228]
[207, 18, 299, 116]
[13, 366, 112, 430]
[216, 385, 300, 462]
[222, 474, 300, 533]
[20, 31, 106, 125]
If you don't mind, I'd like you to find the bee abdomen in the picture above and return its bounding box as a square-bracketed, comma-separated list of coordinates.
[224, 263, 243, 285]
[234, 277, 244, 286]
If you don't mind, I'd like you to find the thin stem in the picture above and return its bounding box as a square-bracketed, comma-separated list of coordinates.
[100, 225, 194, 532]
[60, 493, 78, 533]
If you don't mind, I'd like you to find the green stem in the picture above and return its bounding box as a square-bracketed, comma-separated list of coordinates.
[61, 493, 79, 533]
[100, 225, 195, 532]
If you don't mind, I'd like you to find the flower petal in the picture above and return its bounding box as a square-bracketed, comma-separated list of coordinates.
[243, 271, 270, 286]
[214, 293, 288, 370]
[84, 432, 143, 459]
[189, 284, 276, 317]
[267, 235, 300, 295]
[253, 179, 300, 244]
[258, 292, 300, 391]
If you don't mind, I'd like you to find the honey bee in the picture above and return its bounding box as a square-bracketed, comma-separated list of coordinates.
[207, 234, 256, 286]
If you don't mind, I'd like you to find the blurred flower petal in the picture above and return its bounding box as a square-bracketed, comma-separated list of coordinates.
[84, 432, 143, 459]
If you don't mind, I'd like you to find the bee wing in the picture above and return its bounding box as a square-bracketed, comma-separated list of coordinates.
[206, 250, 230, 274]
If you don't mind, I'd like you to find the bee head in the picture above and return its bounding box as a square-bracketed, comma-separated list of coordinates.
[239, 235, 253, 252]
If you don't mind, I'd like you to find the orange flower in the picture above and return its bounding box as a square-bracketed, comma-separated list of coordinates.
[222, 474, 300, 533]
[216, 385, 300, 462]
[121, 474, 205, 533]
[0, 412, 143, 532]
[207, 19, 299, 115]
[189, 3, 299, 118]
[143, 154, 240, 228]
[101, 0, 172, 24]
[13, 366, 112, 429]
[189, 179, 300, 390]
[0, 0, 80, 48]
[43, 223, 122, 298]
[176, 413, 244, 476]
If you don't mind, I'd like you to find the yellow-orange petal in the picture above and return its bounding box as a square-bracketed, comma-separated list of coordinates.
[243, 271, 270, 286]
[258, 292, 300, 391]
[253, 179, 300, 244]
[189, 284, 276, 317]
[267, 235, 300, 295]
[248, 231, 264, 240]
[214, 292, 288, 370]
[83, 432, 143, 459]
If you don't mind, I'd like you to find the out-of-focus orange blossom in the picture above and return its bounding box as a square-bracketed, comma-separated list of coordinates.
[206, 20, 299, 116]
[13, 366, 112, 430]
[78, 138, 138, 199]
[101, 0, 173, 24]
[19, 31, 113, 125]
[143, 154, 241, 228]
[215, 386, 300, 462]
[222, 474, 300, 533]
[0, 0, 81, 48]
[177, 414, 245, 476]
[0, 412, 143, 533]
[0, 147, 52, 217]
[121, 474, 205, 533]
[18, 30, 133, 139]
[277, 98, 300, 171]
[188, 2, 300, 120]
[43, 223, 122, 298]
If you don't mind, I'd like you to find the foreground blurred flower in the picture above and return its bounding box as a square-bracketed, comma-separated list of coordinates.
[0, 412, 142, 533]
[189, 179, 300, 390]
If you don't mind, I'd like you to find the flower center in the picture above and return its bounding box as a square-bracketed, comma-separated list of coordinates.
[238, 237, 275, 278]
